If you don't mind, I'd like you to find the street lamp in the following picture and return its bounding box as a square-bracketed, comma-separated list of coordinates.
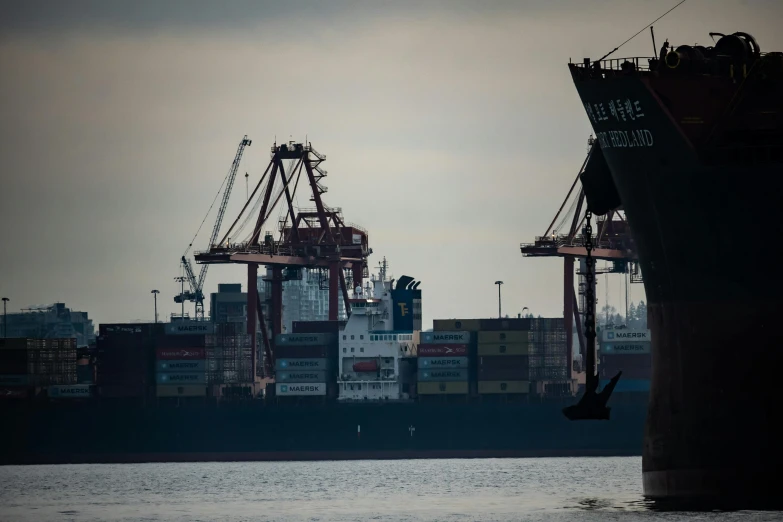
[494, 281, 503, 319]
[2, 297, 8, 338]
[151, 290, 160, 323]
[522, 306, 529, 318]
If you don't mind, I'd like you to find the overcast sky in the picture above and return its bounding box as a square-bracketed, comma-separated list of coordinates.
[0, 0, 780, 326]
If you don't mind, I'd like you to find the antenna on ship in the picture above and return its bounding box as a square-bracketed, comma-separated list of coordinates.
[595, 0, 688, 62]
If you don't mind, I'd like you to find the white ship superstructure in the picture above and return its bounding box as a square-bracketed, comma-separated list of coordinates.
[337, 259, 419, 401]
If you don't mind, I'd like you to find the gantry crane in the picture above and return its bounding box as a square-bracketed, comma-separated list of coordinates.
[175, 135, 252, 319]
[520, 136, 640, 379]
[195, 141, 371, 378]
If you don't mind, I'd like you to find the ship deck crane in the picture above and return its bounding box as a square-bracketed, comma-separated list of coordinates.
[175, 135, 252, 319]
[194, 141, 371, 378]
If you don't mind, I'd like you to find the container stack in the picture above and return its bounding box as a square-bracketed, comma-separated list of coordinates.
[477, 329, 531, 396]
[416, 331, 471, 397]
[0, 338, 31, 399]
[27, 338, 78, 386]
[205, 322, 253, 385]
[155, 331, 207, 398]
[433, 317, 573, 398]
[274, 333, 335, 399]
[599, 328, 651, 393]
[97, 323, 161, 398]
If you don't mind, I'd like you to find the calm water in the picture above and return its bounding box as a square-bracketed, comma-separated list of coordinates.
[0, 457, 777, 521]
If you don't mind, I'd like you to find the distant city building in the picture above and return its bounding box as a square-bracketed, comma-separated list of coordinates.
[257, 268, 346, 333]
[3, 302, 95, 347]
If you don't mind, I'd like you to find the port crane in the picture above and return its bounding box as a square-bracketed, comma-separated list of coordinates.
[520, 136, 639, 403]
[175, 136, 252, 319]
[195, 141, 371, 377]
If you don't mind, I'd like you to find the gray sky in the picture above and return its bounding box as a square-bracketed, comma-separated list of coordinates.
[0, 0, 780, 326]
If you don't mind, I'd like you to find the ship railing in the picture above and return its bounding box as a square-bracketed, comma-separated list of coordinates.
[571, 56, 653, 72]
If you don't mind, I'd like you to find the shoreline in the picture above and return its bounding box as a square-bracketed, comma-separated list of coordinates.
[1, 448, 641, 465]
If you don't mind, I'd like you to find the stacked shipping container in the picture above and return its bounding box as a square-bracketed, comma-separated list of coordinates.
[417, 331, 471, 395]
[97, 323, 161, 398]
[0, 338, 86, 398]
[155, 332, 207, 398]
[274, 333, 334, 397]
[0, 338, 31, 398]
[205, 322, 253, 385]
[599, 328, 651, 392]
[433, 317, 572, 397]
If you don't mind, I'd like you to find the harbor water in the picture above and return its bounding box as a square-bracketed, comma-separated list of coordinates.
[0, 457, 776, 521]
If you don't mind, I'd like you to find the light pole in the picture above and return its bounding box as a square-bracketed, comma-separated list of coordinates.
[494, 281, 503, 319]
[2, 297, 8, 338]
[151, 290, 160, 323]
[522, 306, 529, 318]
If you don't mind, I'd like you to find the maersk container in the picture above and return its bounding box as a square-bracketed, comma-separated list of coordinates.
[477, 331, 532, 344]
[275, 345, 329, 359]
[418, 356, 469, 369]
[276, 370, 327, 383]
[157, 360, 206, 372]
[164, 322, 215, 336]
[433, 319, 481, 332]
[477, 343, 529, 356]
[600, 378, 650, 392]
[155, 347, 206, 360]
[417, 344, 468, 356]
[0, 387, 28, 399]
[156, 373, 206, 384]
[417, 381, 469, 394]
[48, 385, 92, 398]
[276, 382, 326, 396]
[601, 328, 651, 343]
[275, 358, 329, 371]
[600, 342, 652, 354]
[478, 380, 530, 394]
[417, 369, 468, 382]
[420, 331, 471, 344]
[156, 385, 206, 397]
[275, 333, 334, 346]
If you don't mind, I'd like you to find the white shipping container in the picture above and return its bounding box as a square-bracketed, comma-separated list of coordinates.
[276, 383, 326, 396]
[420, 331, 471, 344]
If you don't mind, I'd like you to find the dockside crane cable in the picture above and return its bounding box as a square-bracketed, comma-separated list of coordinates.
[182, 167, 232, 258]
[596, 0, 688, 62]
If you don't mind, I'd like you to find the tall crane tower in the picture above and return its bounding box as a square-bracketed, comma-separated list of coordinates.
[175, 135, 252, 319]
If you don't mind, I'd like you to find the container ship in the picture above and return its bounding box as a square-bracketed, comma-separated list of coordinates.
[0, 261, 650, 464]
[569, 31, 783, 506]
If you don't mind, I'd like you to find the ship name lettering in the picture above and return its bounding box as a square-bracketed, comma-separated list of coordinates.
[596, 129, 653, 149]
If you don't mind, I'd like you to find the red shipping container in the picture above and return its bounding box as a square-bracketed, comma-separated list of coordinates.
[478, 355, 529, 370]
[478, 367, 530, 381]
[275, 345, 329, 358]
[156, 347, 206, 360]
[417, 344, 468, 356]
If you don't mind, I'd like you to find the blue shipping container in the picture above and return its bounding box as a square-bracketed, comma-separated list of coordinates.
[600, 378, 650, 392]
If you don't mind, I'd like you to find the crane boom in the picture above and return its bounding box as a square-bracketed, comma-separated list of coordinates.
[195, 135, 252, 297]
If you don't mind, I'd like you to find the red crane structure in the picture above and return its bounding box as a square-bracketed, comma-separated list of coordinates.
[520, 136, 640, 379]
[195, 141, 370, 378]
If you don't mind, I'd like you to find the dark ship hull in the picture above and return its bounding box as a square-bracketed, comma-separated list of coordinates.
[0, 397, 647, 465]
[570, 35, 783, 507]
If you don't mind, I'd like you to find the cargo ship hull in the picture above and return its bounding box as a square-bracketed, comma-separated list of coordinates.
[570, 60, 783, 507]
[0, 398, 647, 465]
